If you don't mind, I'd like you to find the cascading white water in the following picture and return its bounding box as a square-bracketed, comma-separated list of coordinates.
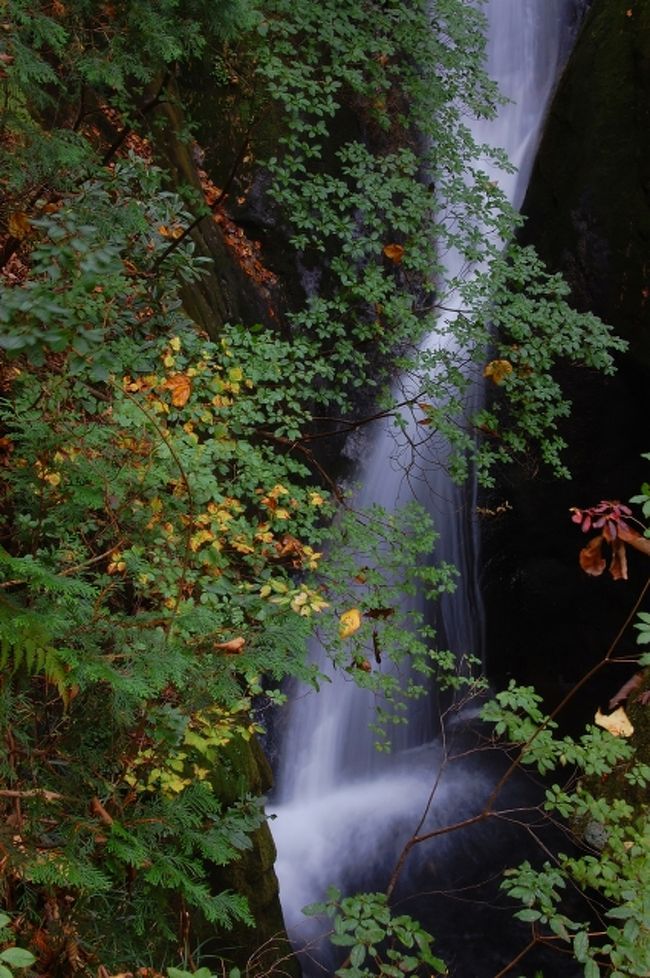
[272, 0, 578, 951]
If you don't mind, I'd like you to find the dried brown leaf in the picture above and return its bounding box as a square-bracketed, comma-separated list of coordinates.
[579, 535, 606, 576]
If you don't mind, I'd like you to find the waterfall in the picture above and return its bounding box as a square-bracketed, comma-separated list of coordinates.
[271, 0, 578, 958]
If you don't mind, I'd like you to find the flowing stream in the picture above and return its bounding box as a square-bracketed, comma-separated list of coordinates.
[271, 0, 579, 967]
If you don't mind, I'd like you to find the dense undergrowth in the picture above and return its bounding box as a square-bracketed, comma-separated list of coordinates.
[0, 1, 647, 976]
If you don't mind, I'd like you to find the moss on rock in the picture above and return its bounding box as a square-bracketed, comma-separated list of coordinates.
[194, 736, 299, 977]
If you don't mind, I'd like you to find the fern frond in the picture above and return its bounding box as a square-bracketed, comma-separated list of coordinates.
[0, 601, 73, 697]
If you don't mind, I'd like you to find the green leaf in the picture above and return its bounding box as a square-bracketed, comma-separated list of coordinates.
[349, 944, 365, 968]
[0, 947, 36, 967]
[584, 959, 600, 978]
[606, 906, 634, 920]
[515, 908, 541, 923]
[573, 931, 589, 962]
[549, 917, 570, 942]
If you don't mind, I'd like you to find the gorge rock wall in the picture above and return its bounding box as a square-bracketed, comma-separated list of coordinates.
[483, 0, 650, 712]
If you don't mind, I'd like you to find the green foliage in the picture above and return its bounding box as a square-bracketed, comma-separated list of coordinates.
[242, 0, 626, 486]
[0, 158, 207, 377]
[316, 502, 484, 747]
[482, 680, 650, 978]
[0, 0, 636, 974]
[467, 246, 627, 483]
[304, 889, 446, 977]
[0, 302, 334, 962]
[0, 913, 36, 978]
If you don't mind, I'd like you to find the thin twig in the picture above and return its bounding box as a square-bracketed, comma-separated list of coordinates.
[0, 789, 63, 802]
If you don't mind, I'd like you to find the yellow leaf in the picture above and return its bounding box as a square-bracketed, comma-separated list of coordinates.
[231, 537, 255, 554]
[483, 359, 514, 385]
[169, 336, 181, 351]
[268, 484, 289, 499]
[190, 529, 214, 552]
[594, 707, 634, 738]
[339, 608, 362, 639]
[309, 491, 325, 506]
[163, 373, 192, 407]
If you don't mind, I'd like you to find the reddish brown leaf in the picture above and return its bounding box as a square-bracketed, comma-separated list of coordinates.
[609, 537, 628, 580]
[383, 243, 404, 264]
[90, 796, 114, 825]
[618, 524, 650, 557]
[579, 535, 606, 576]
[214, 636, 246, 653]
[163, 373, 191, 407]
[275, 534, 302, 558]
[350, 657, 371, 672]
[7, 211, 31, 239]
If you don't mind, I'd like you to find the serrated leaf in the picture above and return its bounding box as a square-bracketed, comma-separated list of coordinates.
[549, 917, 570, 942]
[573, 931, 589, 962]
[606, 905, 634, 920]
[303, 901, 327, 917]
[515, 908, 541, 922]
[350, 944, 365, 968]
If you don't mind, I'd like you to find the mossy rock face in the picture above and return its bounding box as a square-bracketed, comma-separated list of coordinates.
[483, 0, 650, 714]
[194, 736, 299, 977]
[146, 82, 283, 338]
[522, 0, 650, 364]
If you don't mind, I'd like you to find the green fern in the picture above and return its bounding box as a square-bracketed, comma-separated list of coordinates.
[0, 602, 73, 698]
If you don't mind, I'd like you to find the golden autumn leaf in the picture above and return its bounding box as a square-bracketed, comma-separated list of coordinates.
[8, 211, 31, 239]
[483, 359, 514, 385]
[158, 225, 184, 239]
[214, 636, 246, 654]
[339, 607, 362, 639]
[163, 373, 191, 407]
[383, 243, 404, 264]
[594, 707, 634, 738]
[189, 529, 214, 552]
